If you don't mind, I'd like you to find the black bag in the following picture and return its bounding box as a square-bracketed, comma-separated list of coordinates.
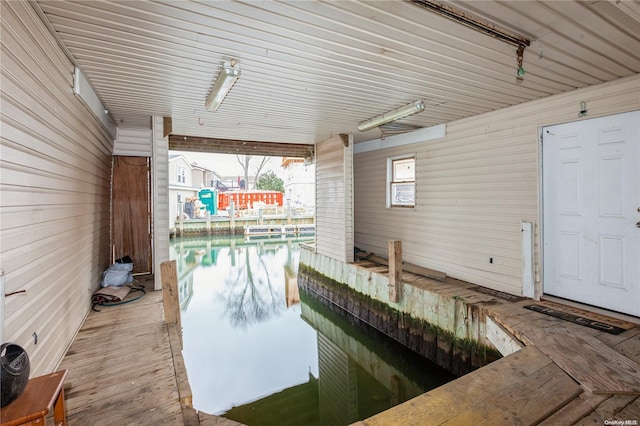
[1, 343, 30, 407]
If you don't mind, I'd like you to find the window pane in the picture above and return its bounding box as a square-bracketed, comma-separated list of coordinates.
[393, 158, 414, 182]
[391, 183, 414, 206]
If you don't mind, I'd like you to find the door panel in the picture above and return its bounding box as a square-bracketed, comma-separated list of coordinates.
[112, 156, 152, 274]
[543, 111, 640, 316]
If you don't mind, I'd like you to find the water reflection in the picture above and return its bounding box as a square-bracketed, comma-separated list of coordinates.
[170, 236, 318, 417]
[220, 245, 281, 328]
[170, 236, 453, 425]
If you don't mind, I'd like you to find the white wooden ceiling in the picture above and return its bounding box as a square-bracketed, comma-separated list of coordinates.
[35, 0, 640, 147]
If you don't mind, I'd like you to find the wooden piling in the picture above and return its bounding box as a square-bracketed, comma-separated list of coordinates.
[230, 201, 235, 233]
[388, 240, 402, 302]
[161, 260, 182, 349]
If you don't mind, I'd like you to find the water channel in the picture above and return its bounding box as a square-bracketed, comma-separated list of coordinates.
[170, 235, 454, 425]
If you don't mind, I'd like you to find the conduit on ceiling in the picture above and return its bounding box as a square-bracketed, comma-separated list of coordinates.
[409, 0, 531, 48]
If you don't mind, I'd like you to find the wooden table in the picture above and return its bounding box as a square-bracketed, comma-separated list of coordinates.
[1, 370, 67, 426]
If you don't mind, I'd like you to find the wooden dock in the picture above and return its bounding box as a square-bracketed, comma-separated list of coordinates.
[57, 275, 240, 426]
[352, 260, 640, 425]
[58, 275, 185, 425]
[244, 224, 316, 238]
[56, 265, 640, 425]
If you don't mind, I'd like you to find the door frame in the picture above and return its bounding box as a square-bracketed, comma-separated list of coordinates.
[537, 125, 546, 302]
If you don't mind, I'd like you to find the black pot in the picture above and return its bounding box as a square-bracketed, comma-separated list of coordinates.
[1, 342, 30, 407]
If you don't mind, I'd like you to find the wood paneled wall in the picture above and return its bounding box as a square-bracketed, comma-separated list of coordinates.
[1, 2, 113, 375]
[354, 75, 640, 296]
[114, 128, 152, 157]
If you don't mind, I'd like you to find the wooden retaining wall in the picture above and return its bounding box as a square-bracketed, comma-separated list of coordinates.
[298, 245, 501, 376]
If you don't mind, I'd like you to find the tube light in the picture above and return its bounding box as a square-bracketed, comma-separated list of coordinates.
[205, 61, 241, 111]
[358, 100, 426, 132]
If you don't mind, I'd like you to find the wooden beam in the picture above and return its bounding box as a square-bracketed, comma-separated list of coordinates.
[169, 134, 314, 158]
[355, 252, 447, 282]
[404, 263, 447, 282]
[163, 117, 172, 137]
[339, 133, 349, 147]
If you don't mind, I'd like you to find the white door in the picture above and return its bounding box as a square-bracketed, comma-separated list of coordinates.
[543, 110, 640, 316]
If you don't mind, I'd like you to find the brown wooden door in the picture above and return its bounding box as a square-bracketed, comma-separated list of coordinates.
[112, 156, 151, 274]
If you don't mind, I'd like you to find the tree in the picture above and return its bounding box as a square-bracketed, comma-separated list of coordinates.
[236, 155, 270, 189]
[256, 170, 284, 192]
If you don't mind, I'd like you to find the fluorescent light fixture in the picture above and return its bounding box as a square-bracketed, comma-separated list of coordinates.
[205, 61, 241, 111]
[358, 100, 426, 132]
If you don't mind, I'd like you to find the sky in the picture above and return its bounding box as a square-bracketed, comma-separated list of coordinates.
[170, 151, 285, 178]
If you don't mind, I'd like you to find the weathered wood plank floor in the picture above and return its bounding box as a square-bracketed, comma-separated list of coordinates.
[487, 300, 640, 425]
[357, 345, 583, 425]
[59, 276, 186, 426]
[58, 275, 242, 426]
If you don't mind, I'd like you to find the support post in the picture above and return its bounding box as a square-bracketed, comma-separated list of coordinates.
[206, 210, 211, 235]
[521, 220, 535, 299]
[1, 270, 5, 345]
[161, 260, 182, 348]
[388, 240, 402, 302]
[230, 201, 235, 234]
[178, 203, 184, 236]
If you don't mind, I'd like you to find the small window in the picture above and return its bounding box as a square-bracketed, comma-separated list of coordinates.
[387, 155, 415, 208]
[177, 166, 187, 184]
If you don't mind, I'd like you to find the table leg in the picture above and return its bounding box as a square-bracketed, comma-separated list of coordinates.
[53, 388, 67, 426]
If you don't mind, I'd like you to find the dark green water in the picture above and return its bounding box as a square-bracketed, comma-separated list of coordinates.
[170, 236, 453, 426]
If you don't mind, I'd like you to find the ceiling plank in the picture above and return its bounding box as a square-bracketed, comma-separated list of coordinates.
[36, 0, 640, 145]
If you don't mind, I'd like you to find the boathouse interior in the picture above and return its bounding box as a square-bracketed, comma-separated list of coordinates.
[1, 1, 640, 420]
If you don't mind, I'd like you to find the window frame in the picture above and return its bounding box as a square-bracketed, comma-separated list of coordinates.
[386, 154, 416, 209]
[177, 166, 186, 184]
